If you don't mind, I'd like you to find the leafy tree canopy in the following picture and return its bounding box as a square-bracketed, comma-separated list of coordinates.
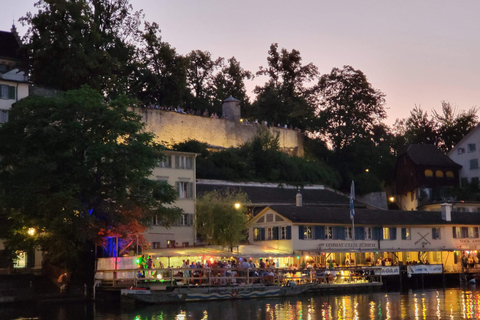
[252, 43, 319, 131]
[196, 189, 250, 251]
[0, 86, 181, 279]
[393, 102, 477, 153]
[317, 65, 387, 150]
[21, 0, 143, 98]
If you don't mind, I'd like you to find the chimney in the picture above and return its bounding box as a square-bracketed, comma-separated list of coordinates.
[441, 203, 452, 222]
[296, 191, 302, 207]
[222, 96, 241, 122]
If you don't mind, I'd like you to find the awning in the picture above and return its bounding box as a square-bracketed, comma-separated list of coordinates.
[143, 245, 293, 258]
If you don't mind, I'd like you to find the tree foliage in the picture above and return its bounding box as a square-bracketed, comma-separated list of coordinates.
[133, 22, 189, 107]
[252, 43, 318, 130]
[173, 131, 339, 188]
[0, 86, 181, 279]
[21, 0, 143, 98]
[317, 65, 387, 150]
[393, 102, 477, 153]
[196, 189, 250, 251]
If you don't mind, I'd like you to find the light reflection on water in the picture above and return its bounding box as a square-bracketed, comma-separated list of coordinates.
[5, 288, 480, 320]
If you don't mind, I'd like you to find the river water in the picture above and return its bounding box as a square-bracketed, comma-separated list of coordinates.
[3, 287, 480, 320]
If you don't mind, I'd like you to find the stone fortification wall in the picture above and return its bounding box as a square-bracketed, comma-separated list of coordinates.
[137, 109, 304, 156]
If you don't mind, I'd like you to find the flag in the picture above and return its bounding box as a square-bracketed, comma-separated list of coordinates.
[350, 180, 355, 220]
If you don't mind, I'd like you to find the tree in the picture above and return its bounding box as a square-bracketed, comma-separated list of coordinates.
[434, 101, 478, 152]
[186, 50, 223, 113]
[133, 22, 189, 107]
[213, 57, 253, 114]
[317, 65, 387, 150]
[403, 106, 438, 146]
[196, 189, 250, 251]
[21, 0, 143, 98]
[0, 86, 181, 280]
[252, 43, 318, 130]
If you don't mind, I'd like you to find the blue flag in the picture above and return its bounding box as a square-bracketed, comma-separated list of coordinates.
[350, 180, 355, 220]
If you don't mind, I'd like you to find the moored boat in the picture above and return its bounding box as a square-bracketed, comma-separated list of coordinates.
[121, 283, 310, 304]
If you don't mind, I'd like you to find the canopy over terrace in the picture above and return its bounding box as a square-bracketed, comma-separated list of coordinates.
[143, 245, 293, 259]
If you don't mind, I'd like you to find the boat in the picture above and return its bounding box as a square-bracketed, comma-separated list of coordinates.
[120, 283, 311, 304]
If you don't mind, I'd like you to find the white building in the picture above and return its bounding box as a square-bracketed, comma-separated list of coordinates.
[448, 124, 480, 188]
[0, 25, 29, 123]
[142, 151, 198, 249]
[248, 202, 480, 271]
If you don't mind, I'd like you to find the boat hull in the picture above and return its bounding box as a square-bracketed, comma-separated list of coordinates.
[121, 285, 308, 304]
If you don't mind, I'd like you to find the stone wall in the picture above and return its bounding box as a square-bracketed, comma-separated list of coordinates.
[138, 109, 304, 156]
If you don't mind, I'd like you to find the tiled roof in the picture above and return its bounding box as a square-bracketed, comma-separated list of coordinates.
[0, 31, 20, 60]
[405, 144, 461, 168]
[196, 182, 356, 207]
[267, 205, 480, 226]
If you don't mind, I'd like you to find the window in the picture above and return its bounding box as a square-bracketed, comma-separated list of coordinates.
[383, 227, 396, 240]
[458, 148, 465, 155]
[461, 177, 468, 187]
[182, 242, 189, 247]
[153, 215, 160, 225]
[175, 156, 192, 169]
[0, 110, 8, 123]
[453, 226, 476, 239]
[280, 226, 287, 240]
[472, 177, 479, 186]
[345, 227, 353, 240]
[257, 216, 265, 223]
[469, 227, 479, 238]
[167, 240, 176, 248]
[176, 181, 193, 198]
[401, 228, 411, 240]
[178, 214, 193, 226]
[152, 242, 161, 249]
[254, 228, 260, 241]
[383, 227, 390, 240]
[432, 228, 441, 239]
[275, 215, 285, 221]
[435, 170, 444, 178]
[364, 227, 372, 240]
[468, 144, 476, 152]
[158, 155, 172, 168]
[304, 226, 313, 239]
[266, 227, 273, 240]
[424, 169, 433, 177]
[0, 85, 15, 100]
[446, 171, 454, 179]
[266, 214, 274, 222]
[470, 159, 478, 170]
[325, 226, 333, 239]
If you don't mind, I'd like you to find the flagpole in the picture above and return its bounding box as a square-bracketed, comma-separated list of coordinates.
[350, 181, 356, 266]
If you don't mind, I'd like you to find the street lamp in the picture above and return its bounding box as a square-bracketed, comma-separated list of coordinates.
[234, 202, 241, 210]
[27, 228, 36, 236]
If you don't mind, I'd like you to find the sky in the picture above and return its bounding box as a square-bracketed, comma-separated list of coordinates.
[1, 0, 479, 125]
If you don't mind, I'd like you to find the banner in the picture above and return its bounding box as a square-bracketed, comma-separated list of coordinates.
[407, 264, 443, 275]
[373, 266, 400, 276]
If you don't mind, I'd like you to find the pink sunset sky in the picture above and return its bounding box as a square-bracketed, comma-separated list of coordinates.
[2, 0, 479, 125]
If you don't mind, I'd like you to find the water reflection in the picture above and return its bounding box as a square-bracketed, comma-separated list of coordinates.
[7, 288, 480, 319]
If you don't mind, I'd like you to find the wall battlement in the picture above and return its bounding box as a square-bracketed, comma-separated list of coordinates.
[137, 109, 304, 157]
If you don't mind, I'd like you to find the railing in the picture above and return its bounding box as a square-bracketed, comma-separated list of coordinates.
[94, 266, 383, 288]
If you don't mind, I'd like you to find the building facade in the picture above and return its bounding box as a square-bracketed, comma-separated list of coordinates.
[248, 204, 480, 271]
[142, 151, 198, 249]
[0, 26, 29, 124]
[448, 124, 480, 187]
[393, 144, 461, 210]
